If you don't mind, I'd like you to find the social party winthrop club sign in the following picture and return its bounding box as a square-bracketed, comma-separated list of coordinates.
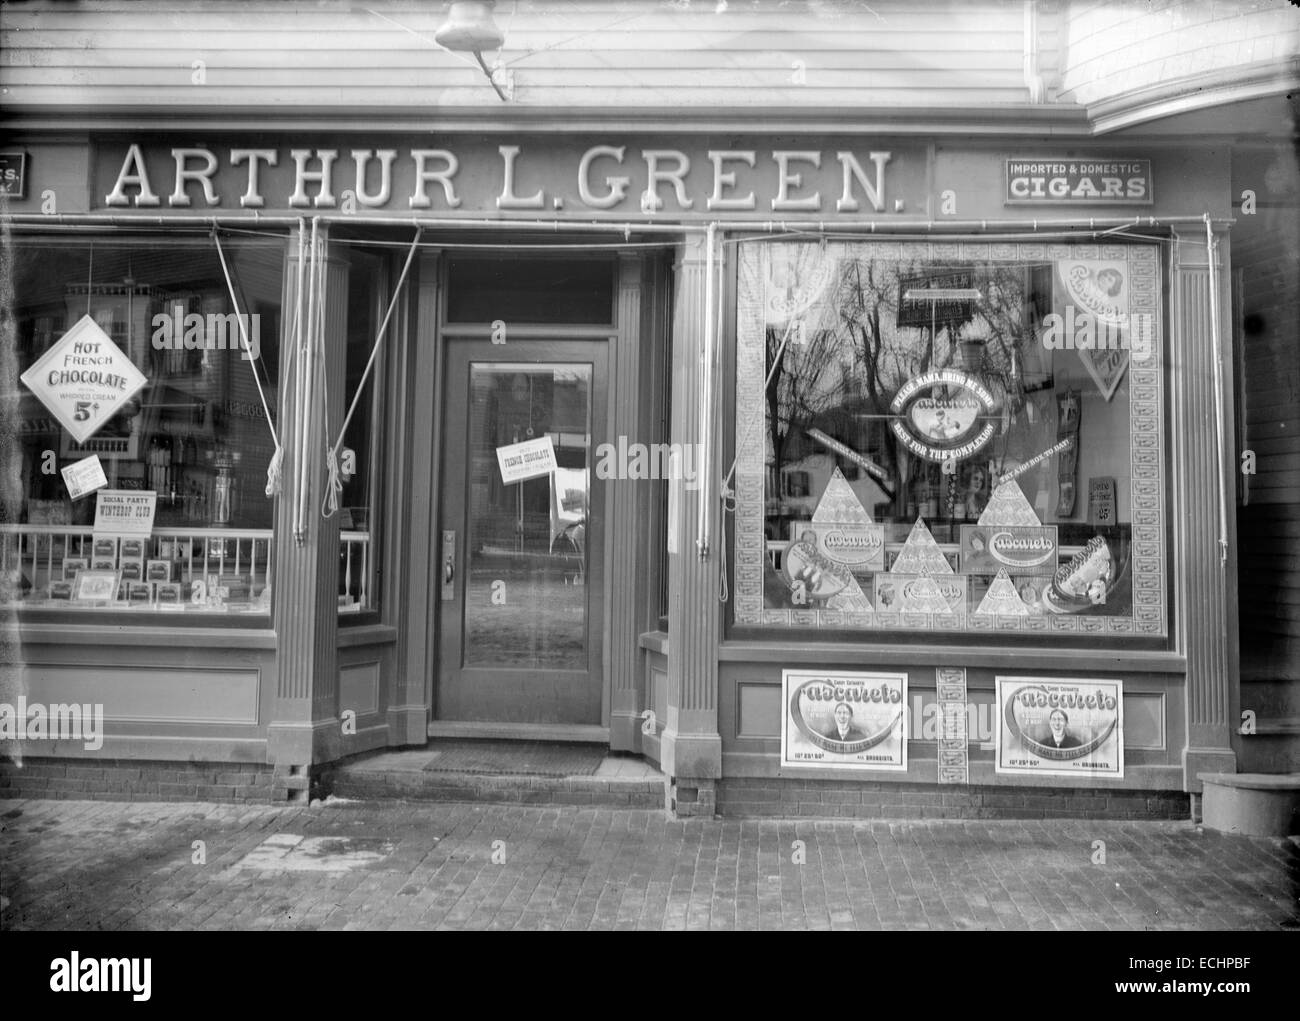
[782, 670, 908, 772]
[92, 137, 929, 218]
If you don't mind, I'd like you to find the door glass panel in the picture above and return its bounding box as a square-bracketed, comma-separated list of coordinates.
[463, 363, 591, 668]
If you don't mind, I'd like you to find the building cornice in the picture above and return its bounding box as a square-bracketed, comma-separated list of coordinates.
[0, 103, 1094, 137]
[1083, 58, 1300, 136]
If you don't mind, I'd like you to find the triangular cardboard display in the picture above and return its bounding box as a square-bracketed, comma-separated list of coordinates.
[891, 518, 953, 575]
[978, 480, 1042, 527]
[898, 575, 952, 614]
[826, 575, 873, 613]
[1078, 347, 1129, 402]
[975, 568, 1029, 616]
[812, 467, 872, 524]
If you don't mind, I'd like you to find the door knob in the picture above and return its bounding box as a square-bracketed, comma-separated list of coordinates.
[440, 530, 457, 601]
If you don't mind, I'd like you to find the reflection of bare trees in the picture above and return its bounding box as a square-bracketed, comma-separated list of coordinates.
[765, 254, 1036, 482]
[765, 318, 847, 476]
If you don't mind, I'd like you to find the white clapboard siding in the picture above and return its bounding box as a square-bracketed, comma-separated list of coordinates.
[0, 0, 1042, 112]
[1058, 0, 1300, 107]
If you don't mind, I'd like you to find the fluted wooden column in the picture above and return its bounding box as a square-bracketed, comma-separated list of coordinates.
[608, 255, 647, 751]
[661, 234, 723, 781]
[391, 250, 442, 744]
[1172, 227, 1239, 787]
[268, 225, 348, 773]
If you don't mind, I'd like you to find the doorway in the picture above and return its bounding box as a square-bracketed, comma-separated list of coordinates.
[436, 338, 609, 724]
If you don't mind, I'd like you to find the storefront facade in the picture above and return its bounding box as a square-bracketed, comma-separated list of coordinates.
[2, 1, 1295, 816]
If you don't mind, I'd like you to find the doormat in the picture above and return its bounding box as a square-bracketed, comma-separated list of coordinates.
[421, 740, 605, 777]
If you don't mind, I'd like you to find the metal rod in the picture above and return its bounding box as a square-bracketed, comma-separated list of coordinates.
[329, 227, 422, 458]
[1204, 214, 1230, 566]
[212, 229, 280, 438]
[1, 212, 706, 233]
[2, 211, 1236, 233]
[296, 219, 319, 545]
[697, 223, 716, 560]
[289, 219, 307, 543]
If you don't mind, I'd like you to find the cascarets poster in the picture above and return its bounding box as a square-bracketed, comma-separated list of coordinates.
[781, 670, 907, 771]
[995, 677, 1124, 778]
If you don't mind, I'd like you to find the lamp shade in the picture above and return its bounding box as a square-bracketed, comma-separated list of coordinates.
[435, 1, 505, 51]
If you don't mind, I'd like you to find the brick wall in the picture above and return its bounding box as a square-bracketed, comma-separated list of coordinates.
[0, 757, 282, 803]
[718, 778, 1188, 820]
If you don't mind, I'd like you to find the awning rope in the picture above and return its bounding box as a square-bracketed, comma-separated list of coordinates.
[211, 228, 285, 496]
[322, 227, 423, 518]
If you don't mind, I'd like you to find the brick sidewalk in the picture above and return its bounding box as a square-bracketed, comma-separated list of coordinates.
[1, 799, 1296, 930]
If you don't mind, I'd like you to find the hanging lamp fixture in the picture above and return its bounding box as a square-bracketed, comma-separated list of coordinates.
[434, 1, 512, 101]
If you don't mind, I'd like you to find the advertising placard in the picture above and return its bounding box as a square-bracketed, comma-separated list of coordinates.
[959, 525, 1059, 577]
[797, 523, 886, 575]
[889, 368, 997, 462]
[0, 151, 27, 197]
[93, 490, 157, 537]
[20, 316, 148, 443]
[874, 574, 966, 617]
[1004, 158, 1151, 205]
[781, 670, 907, 771]
[897, 270, 976, 328]
[995, 677, 1124, 778]
[496, 435, 558, 484]
[61, 454, 108, 500]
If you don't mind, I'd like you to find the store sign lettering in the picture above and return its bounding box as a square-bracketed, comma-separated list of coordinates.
[101, 142, 895, 215]
[1005, 159, 1152, 205]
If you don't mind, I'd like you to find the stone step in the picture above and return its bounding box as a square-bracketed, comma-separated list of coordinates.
[1198, 772, 1300, 837]
[321, 748, 667, 809]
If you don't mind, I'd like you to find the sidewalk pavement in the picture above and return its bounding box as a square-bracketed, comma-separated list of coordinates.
[1, 798, 1296, 931]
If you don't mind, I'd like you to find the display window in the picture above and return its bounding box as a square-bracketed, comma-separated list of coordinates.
[730, 240, 1166, 638]
[4, 234, 286, 616]
[335, 244, 385, 617]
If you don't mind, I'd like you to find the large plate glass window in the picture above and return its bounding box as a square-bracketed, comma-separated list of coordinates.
[4, 235, 285, 617]
[731, 240, 1165, 639]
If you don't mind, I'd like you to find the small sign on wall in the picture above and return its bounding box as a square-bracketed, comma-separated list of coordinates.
[1088, 477, 1117, 527]
[0, 152, 27, 197]
[1005, 158, 1151, 205]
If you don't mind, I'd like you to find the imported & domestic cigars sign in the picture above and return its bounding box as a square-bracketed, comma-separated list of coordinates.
[1005, 158, 1152, 205]
[781, 670, 907, 771]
